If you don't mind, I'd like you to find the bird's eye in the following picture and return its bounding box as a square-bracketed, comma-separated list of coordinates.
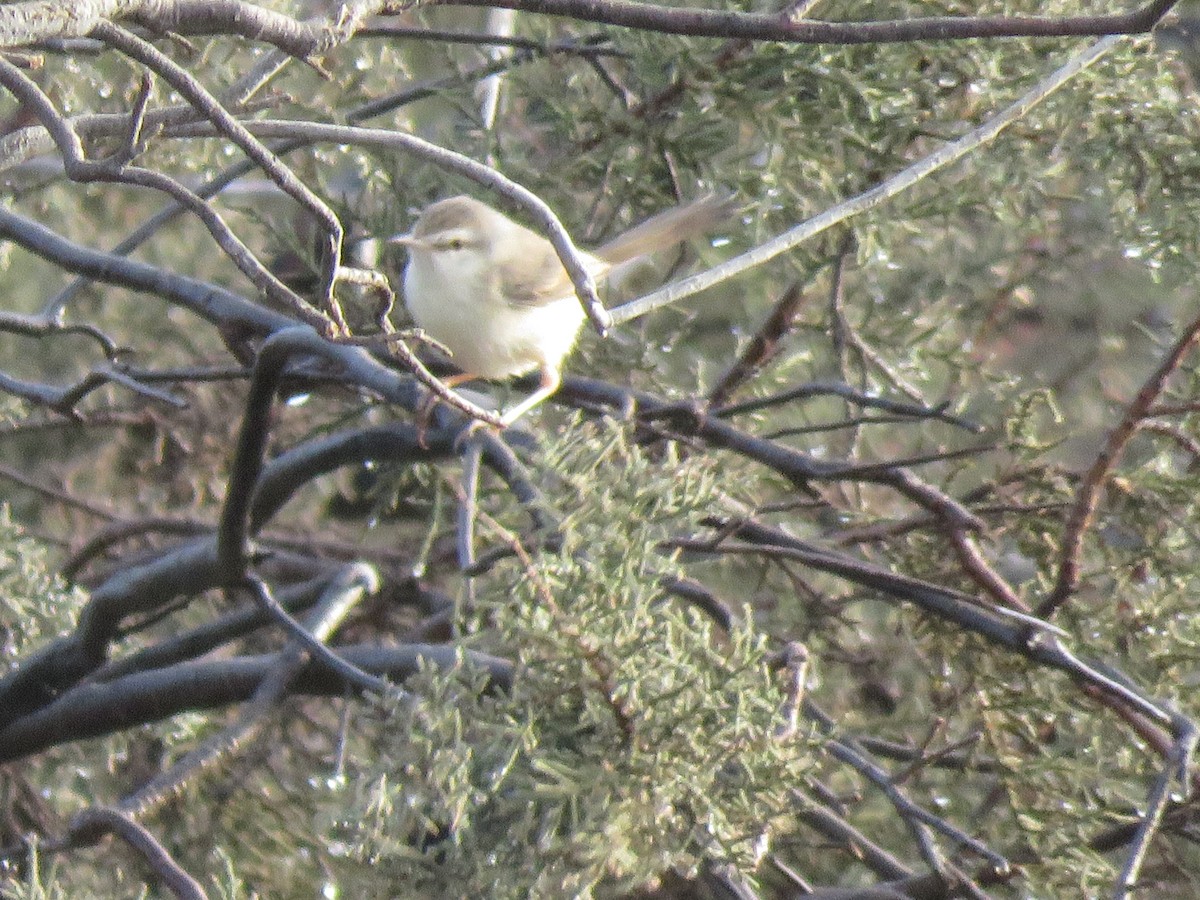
[448, 238, 465, 250]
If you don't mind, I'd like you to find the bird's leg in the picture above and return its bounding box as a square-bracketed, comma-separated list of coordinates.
[499, 366, 562, 426]
[417, 372, 478, 446]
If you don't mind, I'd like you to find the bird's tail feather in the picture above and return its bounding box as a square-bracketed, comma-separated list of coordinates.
[594, 193, 738, 266]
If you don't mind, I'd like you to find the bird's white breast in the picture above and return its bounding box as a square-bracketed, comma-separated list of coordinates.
[404, 252, 586, 381]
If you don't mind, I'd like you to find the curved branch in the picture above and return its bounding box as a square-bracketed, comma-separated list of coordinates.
[1041, 306, 1200, 616]
[0, 0, 381, 55]
[698, 518, 1188, 737]
[248, 420, 557, 536]
[562, 375, 985, 530]
[0, 643, 513, 765]
[216, 327, 503, 578]
[68, 808, 207, 899]
[0, 363, 185, 414]
[431, 0, 1178, 44]
[0, 204, 293, 336]
[115, 563, 380, 820]
[91, 22, 348, 332]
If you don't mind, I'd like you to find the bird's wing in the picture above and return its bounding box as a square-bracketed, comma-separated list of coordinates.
[498, 233, 579, 309]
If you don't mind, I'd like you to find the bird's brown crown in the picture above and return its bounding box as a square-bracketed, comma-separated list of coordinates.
[410, 195, 494, 239]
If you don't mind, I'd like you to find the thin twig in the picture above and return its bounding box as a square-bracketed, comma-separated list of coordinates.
[67, 807, 207, 900]
[92, 23, 350, 333]
[1042, 305, 1200, 616]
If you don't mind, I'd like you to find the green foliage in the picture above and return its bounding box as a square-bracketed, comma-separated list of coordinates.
[207, 849, 254, 900]
[330, 428, 814, 898]
[1, 845, 70, 900]
[0, 507, 87, 675]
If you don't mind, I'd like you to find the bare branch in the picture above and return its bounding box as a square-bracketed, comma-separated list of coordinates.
[0, 643, 513, 765]
[91, 22, 350, 333]
[1042, 306, 1200, 616]
[428, 0, 1178, 44]
[68, 807, 207, 900]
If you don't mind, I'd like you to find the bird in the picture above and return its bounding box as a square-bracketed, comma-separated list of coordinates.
[389, 193, 734, 426]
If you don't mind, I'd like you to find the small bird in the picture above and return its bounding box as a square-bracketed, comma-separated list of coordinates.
[390, 193, 733, 425]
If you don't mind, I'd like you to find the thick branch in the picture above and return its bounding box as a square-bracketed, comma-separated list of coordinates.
[0, 644, 513, 764]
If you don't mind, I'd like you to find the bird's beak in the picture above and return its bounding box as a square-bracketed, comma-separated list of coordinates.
[388, 232, 429, 251]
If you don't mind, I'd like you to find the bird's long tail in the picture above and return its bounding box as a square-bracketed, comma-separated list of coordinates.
[594, 193, 738, 266]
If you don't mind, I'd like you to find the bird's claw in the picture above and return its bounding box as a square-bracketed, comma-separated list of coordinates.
[453, 418, 497, 453]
